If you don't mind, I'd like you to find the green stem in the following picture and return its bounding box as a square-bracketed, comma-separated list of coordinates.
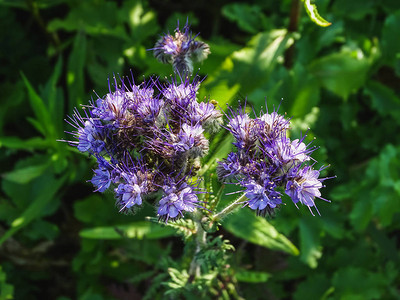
[189, 212, 207, 278]
[211, 194, 247, 223]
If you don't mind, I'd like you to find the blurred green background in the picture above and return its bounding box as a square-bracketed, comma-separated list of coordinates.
[1, 0, 400, 299]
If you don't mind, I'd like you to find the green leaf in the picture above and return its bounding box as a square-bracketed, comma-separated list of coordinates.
[79, 221, 177, 240]
[381, 11, 400, 64]
[67, 31, 86, 111]
[222, 209, 299, 255]
[2, 161, 50, 184]
[294, 274, 330, 300]
[205, 30, 294, 98]
[302, 0, 332, 27]
[332, 267, 386, 299]
[309, 51, 370, 99]
[222, 3, 269, 34]
[21, 73, 53, 137]
[0, 266, 14, 300]
[299, 218, 322, 268]
[235, 270, 271, 283]
[364, 80, 400, 120]
[0, 136, 49, 150]
[0, 173, 66, 246]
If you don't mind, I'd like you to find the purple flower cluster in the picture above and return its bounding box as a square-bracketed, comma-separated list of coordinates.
[66, 75, 222, 221]
[217, 104, 331, 216]
[153, 21, 210, 75]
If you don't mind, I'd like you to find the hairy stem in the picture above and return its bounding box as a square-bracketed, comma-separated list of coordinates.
[188, 212, 207, 278]
[211, 193, 247, 223]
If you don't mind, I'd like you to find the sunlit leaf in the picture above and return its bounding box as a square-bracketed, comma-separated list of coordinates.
[79, 222, 177, 240]
[235, 270, 271, 283]
[223, 209, 299, 255]
[302, 0, 332, 27]
[309, 51, 370, 99]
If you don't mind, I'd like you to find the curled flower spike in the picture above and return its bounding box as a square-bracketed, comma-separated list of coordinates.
[218, 102, 333, 216]
[64, 69, 220, 222]
[152, 21, 210, 75]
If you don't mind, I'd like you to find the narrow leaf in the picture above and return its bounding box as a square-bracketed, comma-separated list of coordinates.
[79, 221, 177, 240]
[21, 73, 52, 136]
[0, 174, 66, 246]
[302, 0, 332, 27]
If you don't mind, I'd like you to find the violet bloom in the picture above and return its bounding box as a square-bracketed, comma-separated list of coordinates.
[243, 179, 282, 216]
[153, 21, 210, 74]
[285, 165, 330, 215]
[115, 169, 149, 213]
[90, 168, 111, 193]
[217, 152, 241, 183]
[162, 78, 200, 112]
[188, 101, 223, 134]
[157, 178, 201, 222]
[225, 106, 258, 151]
[218, 103, 332, 216]
[77, 119, 105, 153]
[174, 123, 209, 158]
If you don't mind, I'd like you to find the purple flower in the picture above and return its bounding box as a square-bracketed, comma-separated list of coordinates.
[152, 21, 210, 74]
[243, 179, 282, 216]
[262, 136, 312, 168]
[188, 101, 223, 133]
[77, 119, 105, 153]
[162, 78, 199, 111]
[219, 102, 332, 216]
[115, 168, 149, 213]
[93, 86, 130, 124]
[157, 178, 201, 222]
[217, 152, 241, 182]
[226, 109, 257, 151]
[258, 111, 290, 139]
[90, 168, 111, 192]
[174, 123, 209, 158]
[285, 165, 328, 215]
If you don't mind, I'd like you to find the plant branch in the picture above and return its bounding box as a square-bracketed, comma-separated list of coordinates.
[211, 193, 247, 223]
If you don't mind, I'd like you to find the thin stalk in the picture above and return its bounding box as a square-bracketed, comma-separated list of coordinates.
[211, 194, 247, 223]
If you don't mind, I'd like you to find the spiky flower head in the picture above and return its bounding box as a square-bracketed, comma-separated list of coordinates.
[218, 102, 332, 216]
[65, 71, 221, 222]
[153, 21, 210, 75]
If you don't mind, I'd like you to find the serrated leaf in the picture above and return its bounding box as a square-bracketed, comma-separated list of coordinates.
[79, 221, 177, 240]
[302, 0, 332, 27]
[222, 208, 299, 255]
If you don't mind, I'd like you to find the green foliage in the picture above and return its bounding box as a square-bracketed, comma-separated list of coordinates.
[0, 266, 14, 300]
[1, 0, 400, 299]
[223, 208, 299, 255]
[302, 0, 332, 27]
